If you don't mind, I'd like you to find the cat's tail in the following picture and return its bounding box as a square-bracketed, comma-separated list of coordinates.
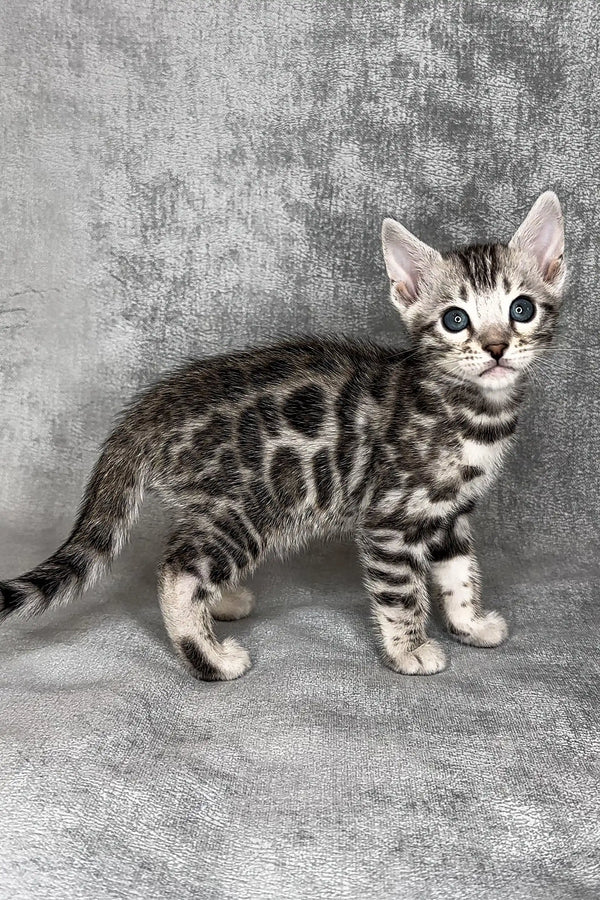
[0, 424, 149, 621]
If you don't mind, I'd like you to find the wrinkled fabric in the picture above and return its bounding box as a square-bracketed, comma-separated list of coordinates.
[0, 1, 598, 898]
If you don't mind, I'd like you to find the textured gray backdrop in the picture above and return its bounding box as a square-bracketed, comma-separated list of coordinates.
[1, 2, 599, 898]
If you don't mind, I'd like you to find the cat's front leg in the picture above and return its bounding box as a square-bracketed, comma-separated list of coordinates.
[357, 521, 447, 676]
[430, 512, 508, 647]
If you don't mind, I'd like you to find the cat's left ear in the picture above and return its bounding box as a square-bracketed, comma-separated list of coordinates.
[509, 191, 565, 289]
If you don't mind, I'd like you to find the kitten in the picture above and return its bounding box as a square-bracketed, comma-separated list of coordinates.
[0, 193, 565, 680]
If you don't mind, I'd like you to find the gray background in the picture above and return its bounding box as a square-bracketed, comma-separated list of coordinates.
[0, 1, 598, 898]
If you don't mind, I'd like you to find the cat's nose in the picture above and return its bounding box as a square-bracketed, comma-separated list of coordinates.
[484, 342, 508, 361]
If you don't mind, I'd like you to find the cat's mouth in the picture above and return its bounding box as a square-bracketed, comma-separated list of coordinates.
[479, 361, 516, 380]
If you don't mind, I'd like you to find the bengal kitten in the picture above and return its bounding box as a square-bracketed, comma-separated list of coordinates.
[0, 193, 566, 680]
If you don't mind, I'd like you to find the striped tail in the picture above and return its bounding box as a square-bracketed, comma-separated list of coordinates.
[0, 426, 148, 621]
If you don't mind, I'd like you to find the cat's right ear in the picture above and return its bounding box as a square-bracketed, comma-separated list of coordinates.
[382, 218, 441, 310]
[509, 192, 565, 289]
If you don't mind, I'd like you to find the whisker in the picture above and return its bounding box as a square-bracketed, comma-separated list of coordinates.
[530, 347, 596, 353]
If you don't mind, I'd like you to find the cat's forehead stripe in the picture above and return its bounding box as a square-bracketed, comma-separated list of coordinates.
[451, 244, 502, 293]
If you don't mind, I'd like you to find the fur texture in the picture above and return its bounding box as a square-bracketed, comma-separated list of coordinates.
[0, 193, 566, 680]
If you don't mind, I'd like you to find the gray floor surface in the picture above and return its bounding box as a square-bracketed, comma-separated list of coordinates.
[1, 518, 599, 899]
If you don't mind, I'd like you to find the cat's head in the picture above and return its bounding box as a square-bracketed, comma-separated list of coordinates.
[382, 192, 566, 393]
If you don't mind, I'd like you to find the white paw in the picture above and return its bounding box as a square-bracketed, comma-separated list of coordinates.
[450, 610, 508, 648]
[215, 637, 252, 680]
[212, 587, 255, 621]
[385, 639, 447, 676]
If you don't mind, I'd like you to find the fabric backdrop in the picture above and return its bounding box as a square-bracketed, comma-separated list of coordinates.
[1, 1, 598, 898]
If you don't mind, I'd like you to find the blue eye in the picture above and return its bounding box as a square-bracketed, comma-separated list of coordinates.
[510, 296, 535, 323]
[442, 308, 470, 332]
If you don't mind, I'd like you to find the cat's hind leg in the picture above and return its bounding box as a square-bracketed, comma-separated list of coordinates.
[212, 587, 255, 621]
[158, 536, 252, 681]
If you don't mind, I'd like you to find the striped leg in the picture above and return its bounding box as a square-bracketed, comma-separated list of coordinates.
[358, 525, 447, 675]
[431, 513, 508, 647]
[158, 528, 253, 681]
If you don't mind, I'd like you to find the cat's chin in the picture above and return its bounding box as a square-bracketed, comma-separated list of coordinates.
[477, 365, 520, 391]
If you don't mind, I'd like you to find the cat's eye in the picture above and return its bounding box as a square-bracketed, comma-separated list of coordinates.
[509, 296, 535, 323]
[442, 307, 470, 332]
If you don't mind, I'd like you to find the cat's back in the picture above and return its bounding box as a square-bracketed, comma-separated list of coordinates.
[130, 336, 404, 430]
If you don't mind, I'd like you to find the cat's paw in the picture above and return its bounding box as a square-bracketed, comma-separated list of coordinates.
[216, 638, 252, 679]
[449, 610, 508, 648]
[179, 636, 251, 681]
[212, 587, 255, 621]
[384, 639, 447, 675]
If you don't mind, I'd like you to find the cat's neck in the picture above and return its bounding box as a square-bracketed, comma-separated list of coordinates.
[438, 376, 526, 417]
[406, 353, 527, 418]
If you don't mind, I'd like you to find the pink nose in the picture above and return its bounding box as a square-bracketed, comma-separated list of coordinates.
[485, 342, 508, 361]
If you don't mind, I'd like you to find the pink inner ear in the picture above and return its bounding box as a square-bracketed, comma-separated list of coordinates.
[395, 267, 418, 301]
[536, 220, 563, 273]
[393, 280, 414, 305]
[387, 246, 420, 303]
